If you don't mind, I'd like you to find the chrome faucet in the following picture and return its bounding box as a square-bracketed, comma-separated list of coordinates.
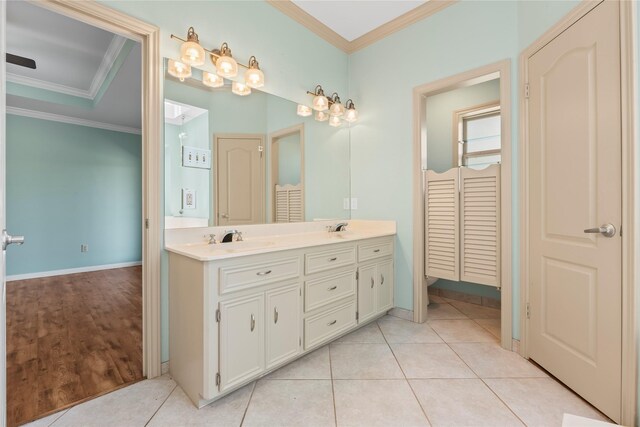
[328, 222, 349, 232]
[205, 234, 217, 245]
[222, 229, 243, 243]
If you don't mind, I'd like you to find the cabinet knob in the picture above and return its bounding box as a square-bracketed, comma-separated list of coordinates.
[256, 270, 272, 276]
[274, 307, 279, 324]
[250, 314, 256, 331]
[328, 257, 338, 262]
[328, 285, 338, 291]
[327, 320, 337, 326]
[381, 274, 385, 285]
[371, 277, 374, 288]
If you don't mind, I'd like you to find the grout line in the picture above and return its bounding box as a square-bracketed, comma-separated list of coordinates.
[328, 344, 338, 427]
[239, 381, 257, 427]
[144, 382, 178, 427]
[377, 320, 433, 426]
[46, 409, 70, 427]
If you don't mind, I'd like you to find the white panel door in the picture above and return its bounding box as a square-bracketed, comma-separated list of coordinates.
[216, 136, 264, 226]
[219, 294, 265, 391]
[376, 260, 394, 313]
[265, 284, 301, 369]
[528, 1, 622, 421]
[357, 264, 376, 323]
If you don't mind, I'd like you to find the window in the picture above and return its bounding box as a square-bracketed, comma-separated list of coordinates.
[454, 102, 501, 169]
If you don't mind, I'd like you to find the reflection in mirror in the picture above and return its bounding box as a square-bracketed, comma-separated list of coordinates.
[163, 61, 351, 229]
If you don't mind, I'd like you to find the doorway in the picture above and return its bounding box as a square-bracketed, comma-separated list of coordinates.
[269, 124, 305, 223]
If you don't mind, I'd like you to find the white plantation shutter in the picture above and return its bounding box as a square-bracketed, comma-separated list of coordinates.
[460, 165, 500, 287]
[275, 184, 304, 223]
[425, 169, 460, 281]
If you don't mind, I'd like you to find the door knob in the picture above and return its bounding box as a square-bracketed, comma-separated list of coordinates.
[2, 229, 24, 250]
[583, 223, 616, 238]
[221, 213, 229, 219]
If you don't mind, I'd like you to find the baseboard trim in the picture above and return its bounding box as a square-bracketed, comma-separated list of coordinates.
[388, 307, 414, 321]
[161, 361, 169, 375]
[6, 261, 142, 282]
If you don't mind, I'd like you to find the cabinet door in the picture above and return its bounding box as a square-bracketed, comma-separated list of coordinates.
[376, 260, 394, 313]
[357, 264, 377, 323]
[219, 294, 264, 391]
[266, 284, 301, 369]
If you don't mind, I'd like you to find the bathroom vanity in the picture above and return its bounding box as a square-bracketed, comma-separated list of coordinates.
[166, 220, 395, 407]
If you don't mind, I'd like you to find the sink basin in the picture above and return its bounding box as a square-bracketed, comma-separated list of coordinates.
[212, 240, 276, 253]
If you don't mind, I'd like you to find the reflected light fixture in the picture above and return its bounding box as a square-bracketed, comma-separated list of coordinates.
[329, 115, 342, 127]
[232, 81, 251, 96]
[214, 42, 238, 78]
[344, 99, 359, 123]
[202, 71, 224, 88]
[315, 110, 329, 122]
[297, 104, 312, 117]
[311, 85, 328, 111]
[167, 59, 192, 82]
[329, 93, 345, 117]
[179, 27, 205, 66]
[245, 56, 265, 88]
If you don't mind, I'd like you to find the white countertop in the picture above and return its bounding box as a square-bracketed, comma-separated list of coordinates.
[164, 220, 396, 262]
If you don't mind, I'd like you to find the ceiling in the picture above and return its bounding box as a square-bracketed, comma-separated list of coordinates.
[6, 0, 141, 131]
[164, 100, 208, 126]
[291, 0, 427, 41]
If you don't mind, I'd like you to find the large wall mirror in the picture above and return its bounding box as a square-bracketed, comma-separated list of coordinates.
[163, 61, 351, 229]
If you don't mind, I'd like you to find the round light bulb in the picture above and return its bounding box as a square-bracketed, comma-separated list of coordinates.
[297, 105, 312, 117]
[315, 110, 329, 122]
[329, 115, 342, 127]
[202, 71, 224, 88]
[232, 81, 251, 96]
[216, 55, 238, 78]
[312, 94, 329, 111]
[167, 59, 192, 82]
[180, 41, 205, 66]
[245, 68, 265, 88]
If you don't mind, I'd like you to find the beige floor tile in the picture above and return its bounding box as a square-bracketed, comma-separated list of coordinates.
[335, 321, 385, 343]
[449, 300, 501, 319]
[450, 343, 547, 378]
[428, 319, 499, 343]
[333, 380, 429, 427]
[377, 315, 443, 344]
[485, 378, 609, 426]
[24, 410, 69, 427]
[391, 344, 476, 379]
[147, 383, 253, 426]
[330, 343, 404, 379]
[265, 345, 331, 379]
[409, 379, 524, 426]
[426, 303, 468, 321]
[474, 318, 501, 338]
[242, 379, 335, 427]
[51, 375, 176, 427]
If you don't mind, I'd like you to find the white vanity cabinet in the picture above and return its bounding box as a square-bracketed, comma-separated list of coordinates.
[168, 234, 394, 408]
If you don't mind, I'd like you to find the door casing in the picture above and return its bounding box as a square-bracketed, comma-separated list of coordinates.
[519, 1, 638, 424]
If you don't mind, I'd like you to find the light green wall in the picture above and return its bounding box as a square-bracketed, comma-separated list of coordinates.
[277, 133, 301, 185]
[6, 115, 142, 275]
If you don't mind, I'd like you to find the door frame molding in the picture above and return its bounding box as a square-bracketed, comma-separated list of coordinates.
[268, 124, 305, 222]
[412, 59, 513, 351]
[29, 0, 163, 379]
[519, 1, 637, 424]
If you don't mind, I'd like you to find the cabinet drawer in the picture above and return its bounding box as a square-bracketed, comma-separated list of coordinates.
[358, 240, 393, 262]
[304, 300, 356, 349]
[305, 271, 356, 312]
[219, 257, 300, 294]
[305, 246, 356, 275]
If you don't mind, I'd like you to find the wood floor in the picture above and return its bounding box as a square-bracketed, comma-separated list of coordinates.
[6, 266, 143, 427]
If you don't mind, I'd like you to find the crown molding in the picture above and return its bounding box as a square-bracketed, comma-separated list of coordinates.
[6, 72, 93, 98]
[6, 106, 142, 135]
[267, 0, 457, 54]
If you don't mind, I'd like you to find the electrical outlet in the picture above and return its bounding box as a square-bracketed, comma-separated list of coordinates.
[343, 198, 350, 210]
[350, 198, 358, 210]
[81, 244, 89, 253]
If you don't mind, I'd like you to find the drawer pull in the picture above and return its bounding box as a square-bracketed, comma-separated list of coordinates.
[256, 270, 272, 276]
[371, 277, 374, 288]
[328, 257, 338, 261]
[327, 320, 337, 326]
[327, 285, 338, 291]
[250, 314, 256, 332]
[274, 307, 279, 324]
[373, 249, 381, 253]
[381, 274, 385, 285]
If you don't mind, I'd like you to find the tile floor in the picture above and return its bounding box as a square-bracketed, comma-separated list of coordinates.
[25, 300, 610, 427]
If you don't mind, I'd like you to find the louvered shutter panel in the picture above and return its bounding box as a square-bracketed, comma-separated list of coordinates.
[275, 184, 304, 223]
[460, 165, 500, 287]
[425, 169, 459, 281]
[288, 186, 303, 222]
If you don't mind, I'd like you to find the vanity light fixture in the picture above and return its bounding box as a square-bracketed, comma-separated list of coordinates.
[179, 27, 206, 66]
[167, 59, 191, 82]
[202, 71, 224, 88]
[232, 81, 251, 96]
[311, 85, 329, 111]
[315, 110, 329, 122]
[329, 93, 345, 117]
[329, 115, 342, 127]
[213, 42, 238, 78]
[344, 99, 359, 123]
[297, 104, 312, 117]
[245, 56, 264, 88]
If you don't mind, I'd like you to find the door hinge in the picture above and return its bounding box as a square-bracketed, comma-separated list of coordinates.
[524, 83, 530, 99]
[216, 308, 221, 323]
[356, 311, 359, 321]
[258, 145, 264, 158]
[356, 270, 359, 280]
[215, 372, 220, 387]
[526, 303, 531, 319]
[145, 218, 149, 229]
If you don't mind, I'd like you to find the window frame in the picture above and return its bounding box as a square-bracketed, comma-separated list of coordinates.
[452, 100, 501, 168]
